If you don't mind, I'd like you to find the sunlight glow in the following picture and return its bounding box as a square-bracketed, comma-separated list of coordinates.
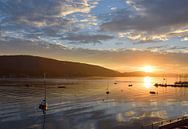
[143, 66, 154, 73]
[144, 76, 152, 89]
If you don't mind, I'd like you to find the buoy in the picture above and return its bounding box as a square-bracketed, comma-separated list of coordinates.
[39, 99, 48, 111]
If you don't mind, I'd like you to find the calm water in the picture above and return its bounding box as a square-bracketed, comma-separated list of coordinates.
[0, 77, 188, 129]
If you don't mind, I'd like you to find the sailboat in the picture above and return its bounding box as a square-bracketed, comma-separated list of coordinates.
[39, 73, 48, 114]
[106, 81, 110, 94]
[128, 77, 133, 87]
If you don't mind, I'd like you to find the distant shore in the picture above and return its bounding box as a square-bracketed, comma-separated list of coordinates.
[0, 55, 187, 78]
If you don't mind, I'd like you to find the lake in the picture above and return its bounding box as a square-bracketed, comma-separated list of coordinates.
[0, 77, 188, 129]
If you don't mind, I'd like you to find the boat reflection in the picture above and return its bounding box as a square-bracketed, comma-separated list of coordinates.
[42, 113, 46, 129]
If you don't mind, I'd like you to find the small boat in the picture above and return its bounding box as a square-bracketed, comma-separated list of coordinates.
[25, 84, 31, 87]
[106, 81, 110, 94]
[174, 81, 188, 85]
[150, 91, 157, 94]
[154, 81, 188, 87]
[58, 86, 66, 88]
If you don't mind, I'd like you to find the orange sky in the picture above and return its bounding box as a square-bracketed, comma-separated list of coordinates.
[1, 47, 187, 74]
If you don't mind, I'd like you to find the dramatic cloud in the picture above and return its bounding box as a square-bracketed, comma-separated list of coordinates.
[1, 0, 188, 45]
[101, 0, 188, 42]
[63, 34, 114, 43]
[0, 0, 95, 23]
[0, 0, 99, 42]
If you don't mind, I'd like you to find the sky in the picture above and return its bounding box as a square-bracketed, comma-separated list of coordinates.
[0, 0, 188, 73]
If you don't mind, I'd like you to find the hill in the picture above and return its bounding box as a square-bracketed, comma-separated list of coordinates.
[0, 55, 122, 78]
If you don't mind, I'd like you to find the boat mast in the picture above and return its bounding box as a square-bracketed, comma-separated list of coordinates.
[39, 73, 48, 113]
[44, 73, 46, 101]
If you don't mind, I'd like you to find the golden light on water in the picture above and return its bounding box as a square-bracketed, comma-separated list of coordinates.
[143, 66, 154, 73]
[144, 76, 152, 89]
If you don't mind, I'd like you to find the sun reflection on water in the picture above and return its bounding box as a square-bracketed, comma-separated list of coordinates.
[144, 76, 152, 89]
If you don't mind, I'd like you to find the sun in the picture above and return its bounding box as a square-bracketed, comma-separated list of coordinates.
[143, 66, 153, 73]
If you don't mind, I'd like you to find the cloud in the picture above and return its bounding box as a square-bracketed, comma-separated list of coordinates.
[0, 0, 98, 30]
[0, 0, 187, 55]
[63, 34, 114, 43]
[0, 0, 94, 19]
[0, 0, 101, 45]
[118, 32, 167, 43]
[0, 38, 67, 54]
[101, 0, 188, 42]
[146, 45, 188, 53]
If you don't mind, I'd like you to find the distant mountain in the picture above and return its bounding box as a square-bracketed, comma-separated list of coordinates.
[0, 55, 122, 78]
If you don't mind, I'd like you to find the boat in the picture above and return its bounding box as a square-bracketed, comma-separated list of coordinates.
[174, 74, 188, 86]
[39, 74, 48, 114]
[154, 81, 188, 87]
[154, 83, 168, 87]
[174, 81, 188, 86]
[150, 91, 157, 94]
[106, 81, 110, 94]
[57, 86, 66, 88]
